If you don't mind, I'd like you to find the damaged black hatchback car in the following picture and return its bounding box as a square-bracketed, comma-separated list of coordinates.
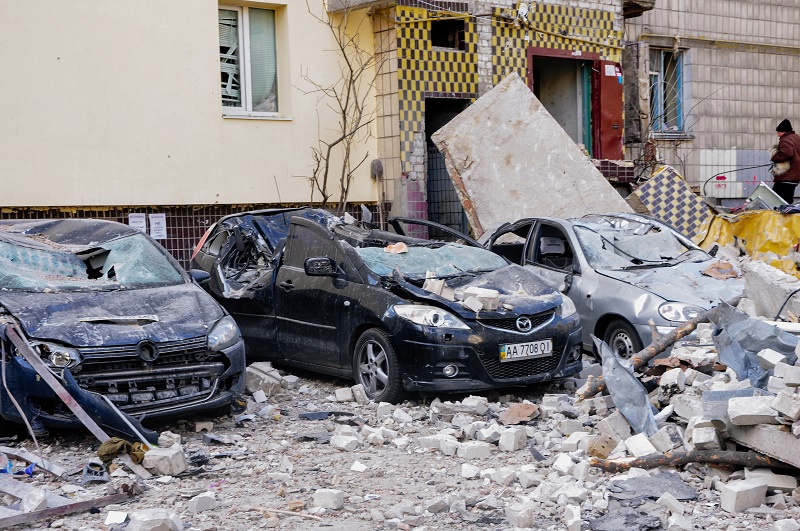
[191, 208, 582, 403]
[0, 219, 246, 440]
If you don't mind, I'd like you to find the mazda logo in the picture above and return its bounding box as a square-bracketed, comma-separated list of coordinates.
[516, 317, 532, 333]
[137, 340, 159, 362]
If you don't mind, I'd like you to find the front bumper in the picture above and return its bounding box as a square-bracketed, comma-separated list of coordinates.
[391, 313, 582, 393]
[0, 337, 246, 433]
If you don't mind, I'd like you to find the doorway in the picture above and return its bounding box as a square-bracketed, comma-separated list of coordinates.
[531, 56, 593, 155]
[425, 98, 470, 236]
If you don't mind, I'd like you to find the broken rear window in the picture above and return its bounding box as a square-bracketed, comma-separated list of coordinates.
[354, 243, 507, 280]
[0, 233, 184, 292]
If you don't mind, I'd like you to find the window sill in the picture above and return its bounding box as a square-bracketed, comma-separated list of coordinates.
[222, 113, 291, 121]
[651, 131, 695, 141]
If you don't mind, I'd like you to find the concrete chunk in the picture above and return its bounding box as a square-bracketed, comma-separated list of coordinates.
[649, 424, 684, 453]
[334, 387, 354, 402]
[457, 441, 493, 459]
[745, 468, 799, 493]
[188, 492, 217, 513]
[596, 410, 632, 443]
[142, 446, 188, 476]
[624, 433, 659, 458]
[498, 426, 527, 452]
[504, 503, 535, 528]
[463, 287, 500, 311]
[561, 431, 591, 452]
[775, 362, 800, 386]
[430, 73, 632, 233]
[728, 396, 779, 425]
[657, 491, 684, 515]
[245, 361, 283, 396]
[660, 368, 686, 391]
[588, 433, 617, 459]
[772, 391, 800, 421]
[729, 424, 800, 469]
[127, 509, 182, 531]
[552, 454, 575, 476]
[758, 348, 787, 369]
[313, 489, 344, 510]
[719, 478, 768, 513]
[692, 427, 721, 450]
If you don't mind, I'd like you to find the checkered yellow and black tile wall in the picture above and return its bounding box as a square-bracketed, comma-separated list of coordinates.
[396, 4, 479, 162]
[393, 2, 623, 170]
[491, 3, 622, 86]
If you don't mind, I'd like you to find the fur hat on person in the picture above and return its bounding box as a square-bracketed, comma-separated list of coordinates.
[777, 119, 793, 132]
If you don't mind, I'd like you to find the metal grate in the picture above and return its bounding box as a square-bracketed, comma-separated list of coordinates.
[478, 347, 563, 380]
[476, 312, 555, 333]
[0, 204, 379, 271]
[427, 146, 469, 236]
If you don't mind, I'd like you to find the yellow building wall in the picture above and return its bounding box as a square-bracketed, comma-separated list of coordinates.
[0, 0, 379, 207]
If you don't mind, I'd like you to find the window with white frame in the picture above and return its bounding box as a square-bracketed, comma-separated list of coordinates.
[219, 6, 278, 114]
[649, 49, 684, 133]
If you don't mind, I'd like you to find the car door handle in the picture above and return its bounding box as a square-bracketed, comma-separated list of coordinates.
[279, 280, 295, 291]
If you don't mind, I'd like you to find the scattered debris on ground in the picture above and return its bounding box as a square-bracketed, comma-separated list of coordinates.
[4, 246, 800, 530]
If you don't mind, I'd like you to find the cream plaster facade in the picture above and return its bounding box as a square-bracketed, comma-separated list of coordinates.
[0, 0, 380, 208]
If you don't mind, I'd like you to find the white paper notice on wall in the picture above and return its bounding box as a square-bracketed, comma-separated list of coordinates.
[149, 213, 167, 240]
[604, 64, 616, 76]
[128, 213, 147, 232]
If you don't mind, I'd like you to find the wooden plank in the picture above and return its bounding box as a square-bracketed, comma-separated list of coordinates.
[0, 492, 131, 529]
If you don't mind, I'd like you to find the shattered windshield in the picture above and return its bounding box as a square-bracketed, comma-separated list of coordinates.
[572, 217, 705, 270]
[0, 233, 185, 292]
[355, 243, 508, 280]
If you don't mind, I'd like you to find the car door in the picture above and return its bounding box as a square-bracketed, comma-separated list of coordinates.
[522, 221, 596, 336]
[274, 218, 353, 369]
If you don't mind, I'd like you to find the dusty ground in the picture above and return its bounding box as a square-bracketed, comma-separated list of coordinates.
[3, 364, 800, 531]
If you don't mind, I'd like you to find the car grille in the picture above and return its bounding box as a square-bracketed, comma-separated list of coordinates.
[477, 311, 555, 333]
[73, 336, 228, 412]
[478, 346, 563, 380]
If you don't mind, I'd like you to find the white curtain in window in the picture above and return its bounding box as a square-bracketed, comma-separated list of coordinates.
[248, 8, 278, 112]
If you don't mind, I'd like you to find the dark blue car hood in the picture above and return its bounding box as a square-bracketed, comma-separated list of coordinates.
[0, 283, 224, 347]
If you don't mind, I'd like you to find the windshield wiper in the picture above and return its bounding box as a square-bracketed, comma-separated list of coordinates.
[79, 315, 160, 324]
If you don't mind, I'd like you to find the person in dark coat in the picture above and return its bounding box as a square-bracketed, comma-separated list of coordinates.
[771, 119, 800, 204]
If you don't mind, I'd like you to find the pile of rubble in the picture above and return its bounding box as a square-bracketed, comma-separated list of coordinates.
[5, 261, 800, 530]
[2, 354, 800, 530]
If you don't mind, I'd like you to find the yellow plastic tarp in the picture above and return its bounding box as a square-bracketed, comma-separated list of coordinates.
[697, 210, 800, 277]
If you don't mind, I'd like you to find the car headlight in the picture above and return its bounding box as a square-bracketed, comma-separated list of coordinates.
[658, 302, 704, 322]
[560, 296, 577, 318]
[208, 315, 241, 351]
[394, 305, 470, 329]
[31, 342, 81, 369]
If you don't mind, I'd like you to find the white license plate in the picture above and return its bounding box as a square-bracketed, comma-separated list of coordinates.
[499, 339, 553, 362]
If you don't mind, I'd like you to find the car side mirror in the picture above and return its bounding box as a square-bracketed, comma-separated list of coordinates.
[304, 257, 338, 277]
[189, 269, 211, 284]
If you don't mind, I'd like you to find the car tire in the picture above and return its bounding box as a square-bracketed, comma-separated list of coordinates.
[603, 320, 643, 359]
[353, 329, 405, 404]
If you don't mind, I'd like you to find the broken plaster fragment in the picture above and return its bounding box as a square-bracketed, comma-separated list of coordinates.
[462, 296, 483, 313]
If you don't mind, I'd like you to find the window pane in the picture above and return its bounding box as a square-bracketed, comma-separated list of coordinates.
[248, 8, 278, 112]
[219, 9, 242, 108]
[663, 52, 681, 130]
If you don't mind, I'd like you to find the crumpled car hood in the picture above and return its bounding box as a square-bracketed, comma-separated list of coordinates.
[597, 260, 745, 308]
[0, 284, 224, 346]
[394, 264, 563, 317]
